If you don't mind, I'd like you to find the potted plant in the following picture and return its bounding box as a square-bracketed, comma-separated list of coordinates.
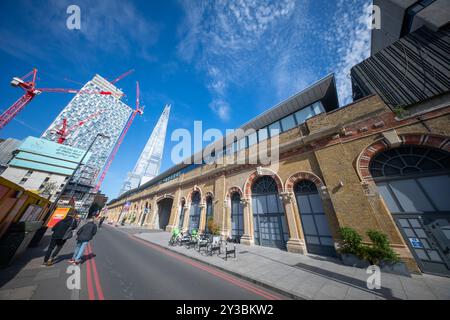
[338, 227, 369, 268]
[363, 229, 409, 276]
[207, 217, 221, 241]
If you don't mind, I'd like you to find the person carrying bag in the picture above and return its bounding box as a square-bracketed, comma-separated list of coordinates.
[43, 214, 77, 266]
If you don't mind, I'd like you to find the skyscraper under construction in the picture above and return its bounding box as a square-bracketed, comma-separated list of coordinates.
[41, 74, 132, 213]
[120, 104, 170, 195]
[42, 74, 132, 186]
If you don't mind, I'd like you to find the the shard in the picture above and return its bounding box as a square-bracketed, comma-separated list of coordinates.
[120, 104, 171, 195]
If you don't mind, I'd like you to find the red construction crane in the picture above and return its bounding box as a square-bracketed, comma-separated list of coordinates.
[109, 69, 135, 85]
[94, 81, 143, 192]
[0, 68, 113, 130]
[53, 110, 104, 144]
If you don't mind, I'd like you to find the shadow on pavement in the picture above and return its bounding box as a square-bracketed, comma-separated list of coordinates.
[293, 262, 401, 300]
[0, 234, 52, 288]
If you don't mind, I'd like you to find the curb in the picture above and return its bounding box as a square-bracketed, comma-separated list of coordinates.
[128, 231, 307, 300]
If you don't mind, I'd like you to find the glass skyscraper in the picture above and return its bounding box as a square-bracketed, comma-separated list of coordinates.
[119, 104, 170, 195]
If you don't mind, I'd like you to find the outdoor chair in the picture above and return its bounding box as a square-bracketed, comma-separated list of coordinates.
[195, 233, 211, 253]
[223, 239, 237, 261]
[206, 235, 222, 256]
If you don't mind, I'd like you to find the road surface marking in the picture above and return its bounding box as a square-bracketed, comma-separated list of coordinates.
[87, 243, 105, 300]
[85, 250, 95, 300]
[129, 235, 282, 300]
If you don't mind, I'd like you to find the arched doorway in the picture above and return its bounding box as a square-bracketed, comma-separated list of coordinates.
[251, 176, 289, 249]
[231, 192, 244, 242]
[156, 198, 173, 230]
[188, 191, 201, 231]
[178, 199, 186, 229]
[205, 196, 213, 233]
[294, 180, 336, 257]
[370, 144, 450, 276]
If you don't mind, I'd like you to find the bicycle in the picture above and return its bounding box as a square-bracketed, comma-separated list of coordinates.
[169, 227, 181, 246]
[185, 229, 199, 249]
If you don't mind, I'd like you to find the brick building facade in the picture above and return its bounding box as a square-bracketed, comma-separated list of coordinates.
[105, 3, 450, 276]
[105, 93, 450, 275]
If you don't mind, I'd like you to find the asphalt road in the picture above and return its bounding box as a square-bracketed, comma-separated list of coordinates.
[81, 225, 287, 300]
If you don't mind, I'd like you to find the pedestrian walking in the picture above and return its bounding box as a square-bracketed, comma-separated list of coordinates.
[69, 217, 97, 264]
[98, 216, 106, 228]
[43, 214, 77, 266]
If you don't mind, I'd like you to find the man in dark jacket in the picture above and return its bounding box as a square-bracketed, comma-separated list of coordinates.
[43, 214, 77, 266]
[69, 217, 97, 264]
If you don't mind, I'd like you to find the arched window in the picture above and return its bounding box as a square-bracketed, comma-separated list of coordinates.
[370, 145, 450, 179]
[205, 196, 213, 232]
[252, 176, 278, 194]
[178, 200, 185, 229]
[371, 145, 450, 276]
[188, 192, 201, 231]
[294, 180, 335, 257]
[251, 176, 288, 249]
[231, 193, 244, 242]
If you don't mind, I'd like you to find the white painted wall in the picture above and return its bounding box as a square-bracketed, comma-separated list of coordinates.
[1, 166, 69, 201]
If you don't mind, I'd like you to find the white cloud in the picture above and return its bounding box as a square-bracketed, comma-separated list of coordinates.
[326, 0, 372, 106]
[177, 0, 372, 115]
[273, 52, 315, 100]
[0, 0, 160, 65]
[209, 99, 231, 121]
[76, 0, 160, 60]
[177, 0, 306, 120]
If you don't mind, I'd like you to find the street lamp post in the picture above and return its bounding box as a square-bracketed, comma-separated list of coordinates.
[68, 133, 110, 218]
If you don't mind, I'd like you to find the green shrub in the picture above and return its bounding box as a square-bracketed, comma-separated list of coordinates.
[338, 227, 364, 258]
[363, 229, 400, 265]
[339, 227, 401, 265]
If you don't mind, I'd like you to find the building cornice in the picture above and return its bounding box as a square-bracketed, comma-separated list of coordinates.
[107, 102, 450, 208]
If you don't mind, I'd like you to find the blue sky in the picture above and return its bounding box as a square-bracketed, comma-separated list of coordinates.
[0, 0, 372, 200]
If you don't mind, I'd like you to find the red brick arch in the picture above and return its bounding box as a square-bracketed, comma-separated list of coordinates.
[285, 171, 325, 192]
[357, 134, 450, 182]
[187, 186, 202, 204]
[226, 186, 243, 199]
[156, 194, 175, 203]
[244, 170, 284, 197]
[204, 191, 214, 202]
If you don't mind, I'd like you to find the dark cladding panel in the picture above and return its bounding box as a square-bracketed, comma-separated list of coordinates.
[351, 25, 450, 109]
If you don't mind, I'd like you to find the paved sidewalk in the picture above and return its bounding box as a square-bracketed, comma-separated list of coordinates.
[0, 231, 83, 300]
[132, 230, 450, 300]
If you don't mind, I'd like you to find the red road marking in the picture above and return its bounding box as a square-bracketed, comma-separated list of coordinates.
[87, 244, 105, 300]
[85, 249, 95, 300]
[129, 235, 282, 300]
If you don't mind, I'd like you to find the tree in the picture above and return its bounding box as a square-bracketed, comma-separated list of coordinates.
[39, 181, 58, 199]
[88, 202, 102, 217]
